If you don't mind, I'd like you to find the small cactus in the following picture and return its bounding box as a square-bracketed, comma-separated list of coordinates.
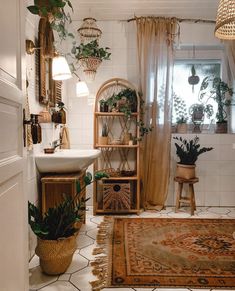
[102, 123, 108, 137]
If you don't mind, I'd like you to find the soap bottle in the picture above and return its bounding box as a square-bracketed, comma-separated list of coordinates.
[31, 114, 38, 144]
[35, 114, 42, 143]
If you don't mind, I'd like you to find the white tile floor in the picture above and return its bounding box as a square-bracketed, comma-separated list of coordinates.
[29, 206, 235, 291]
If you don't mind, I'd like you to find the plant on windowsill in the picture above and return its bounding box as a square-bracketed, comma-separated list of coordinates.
[173, 136, 213, 179]
[28, 171, 108, 275]
[199, 76, 233, 133]
[173, 93, 189, 133]
[27, 0, 74, 41]
[189, 103, 214, 133]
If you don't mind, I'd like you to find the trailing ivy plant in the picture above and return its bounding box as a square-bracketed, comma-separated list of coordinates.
[27, 0, 74, 41]
[74, 40, 111, 60]
[28, 171, 108, 240]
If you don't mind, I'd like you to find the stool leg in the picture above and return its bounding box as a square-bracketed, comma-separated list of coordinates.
[189, 184, 195, 215]
[175, 182, 183, 212]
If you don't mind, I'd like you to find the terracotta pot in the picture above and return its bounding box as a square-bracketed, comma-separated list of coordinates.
[98, 136, 108, 145]
[176, 123, 188, 134]
[35, 234, 77, 275]
[215, 122, 227, 133]
[176, 164, 196, 179]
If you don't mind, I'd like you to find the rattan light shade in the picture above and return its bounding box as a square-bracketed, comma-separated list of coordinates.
[77, 18, 102, 43]
[215, 0, 235, 40]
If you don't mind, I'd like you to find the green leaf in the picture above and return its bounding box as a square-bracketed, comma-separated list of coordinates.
[84, 172, 92, 185]
[27, 5, 40, 15]
[76, 181, 81, 193]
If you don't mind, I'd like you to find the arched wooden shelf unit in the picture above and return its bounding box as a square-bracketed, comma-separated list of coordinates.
[93, 78, 141, 214]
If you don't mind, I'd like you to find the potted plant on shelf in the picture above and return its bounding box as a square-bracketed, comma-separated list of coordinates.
[173, 136, 213, 179]
[99, 99, 109, 112]
[173, 93, 188, 133]
[199, 76, 233, 133]
[98, 123, 109, 145]
[189, 103, 213, 133]
[74, 40, 111, 80]
[27, 0, 74, 41]
[28, 171, 108, 275]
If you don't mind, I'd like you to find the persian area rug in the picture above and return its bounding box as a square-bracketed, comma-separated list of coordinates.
[90, 217, 235, 290]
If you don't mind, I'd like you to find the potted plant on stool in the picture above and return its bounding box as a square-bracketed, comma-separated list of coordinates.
[28, 172, 108, 275]
[173, 136, 213, 179]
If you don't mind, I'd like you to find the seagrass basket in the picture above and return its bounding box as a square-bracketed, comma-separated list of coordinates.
[35, 234, 77, 275]
[78, 56, 102, 71]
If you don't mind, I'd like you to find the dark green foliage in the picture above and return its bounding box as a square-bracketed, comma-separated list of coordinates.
[27, 0, 74, 41]
[28, 171, 109, 240]
[173, 93, 188, 124]
[199, 77, 233, 123]
[173, 136, 213, 165]
[75, 40, 111, 61]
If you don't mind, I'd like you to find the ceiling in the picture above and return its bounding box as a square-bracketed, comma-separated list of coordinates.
[70, 0, 220, 21]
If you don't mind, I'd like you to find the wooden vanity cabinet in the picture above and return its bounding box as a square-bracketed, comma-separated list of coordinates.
[41, 171, 86, 224]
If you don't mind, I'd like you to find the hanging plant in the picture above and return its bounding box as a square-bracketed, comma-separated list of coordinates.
[74, 40, 111, 81]
[188, 65, 200, 93]
[27, 0, 74, 42]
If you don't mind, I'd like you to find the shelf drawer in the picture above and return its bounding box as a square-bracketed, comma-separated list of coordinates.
[103, 181, 131, 211]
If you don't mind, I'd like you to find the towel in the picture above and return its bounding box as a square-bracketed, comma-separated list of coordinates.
[60, 126, 70, 149]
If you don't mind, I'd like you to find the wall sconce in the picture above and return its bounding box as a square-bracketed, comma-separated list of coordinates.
[76, 78, 89, 97]
[215, 0, 235, 40]
[52, 54, 72, 81]
[26, 40, 40, 54]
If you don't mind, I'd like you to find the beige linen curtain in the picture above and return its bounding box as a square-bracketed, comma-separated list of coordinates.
[225, 41, 235, 132]
[136, 17, 177, 210]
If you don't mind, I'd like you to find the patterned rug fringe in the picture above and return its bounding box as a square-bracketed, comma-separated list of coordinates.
[90, 216, 114, 291]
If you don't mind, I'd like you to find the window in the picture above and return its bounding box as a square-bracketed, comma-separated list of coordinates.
[172, 60, 221, 124]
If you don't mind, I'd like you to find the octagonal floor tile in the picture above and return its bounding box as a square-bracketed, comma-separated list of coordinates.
[70, 266, 97, 291]
[64, 253, 88, 274]
[40, 281, 78, 291]
[29, 266, 58, 290]
[76, 233, 94, 249]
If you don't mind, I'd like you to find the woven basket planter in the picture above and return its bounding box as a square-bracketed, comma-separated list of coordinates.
[78, 56, 102, 71]
[35, 234, 77, 275]
[176, 164, 196, 179]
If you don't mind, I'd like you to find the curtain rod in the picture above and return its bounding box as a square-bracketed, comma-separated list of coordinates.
[127, 16, 215, 24]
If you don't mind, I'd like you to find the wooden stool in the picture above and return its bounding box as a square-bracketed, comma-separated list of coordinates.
[174, 177, 199, 215]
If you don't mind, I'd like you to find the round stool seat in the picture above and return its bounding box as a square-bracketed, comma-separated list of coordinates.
[174, 177, 199, 184]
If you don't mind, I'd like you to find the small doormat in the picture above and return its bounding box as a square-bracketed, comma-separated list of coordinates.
[90, 217, 235, 290]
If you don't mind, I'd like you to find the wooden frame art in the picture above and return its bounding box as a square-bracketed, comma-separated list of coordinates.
[38, 18, 62, 107]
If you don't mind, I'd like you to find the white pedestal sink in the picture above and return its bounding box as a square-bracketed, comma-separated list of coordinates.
[35, 149, 101, 173]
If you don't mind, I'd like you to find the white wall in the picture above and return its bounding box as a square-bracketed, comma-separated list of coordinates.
[66, 20, 235, 207]
[168, 134, 235, 207]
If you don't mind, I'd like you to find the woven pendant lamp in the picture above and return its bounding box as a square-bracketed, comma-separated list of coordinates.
[215, 0, 235, 40]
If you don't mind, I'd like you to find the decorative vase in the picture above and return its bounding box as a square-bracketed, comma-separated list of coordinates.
[176, 123, 188, 134]
[215, 121, 227, 133]
[176, 164, 196, 179]
[35, 234, 77, 275]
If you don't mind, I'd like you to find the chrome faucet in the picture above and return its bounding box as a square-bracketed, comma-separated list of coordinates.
[51, 139, 63, 149]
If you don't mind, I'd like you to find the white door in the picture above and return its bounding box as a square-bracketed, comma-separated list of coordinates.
[0, 1, 28, 291]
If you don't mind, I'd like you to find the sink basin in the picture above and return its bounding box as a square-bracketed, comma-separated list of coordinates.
[35, 149, 101, 173]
